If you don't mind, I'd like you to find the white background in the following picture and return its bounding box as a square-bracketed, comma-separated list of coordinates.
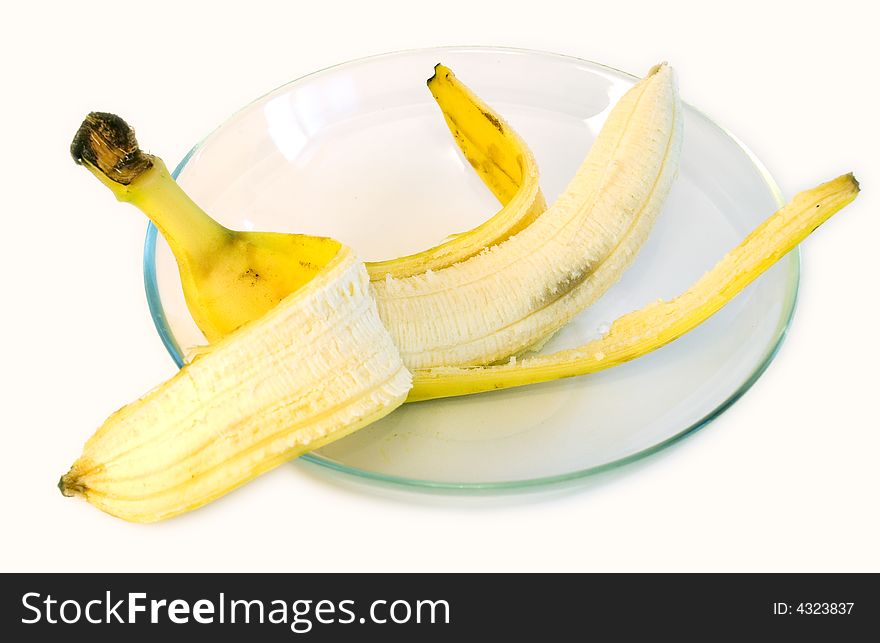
[2, 0, 877, 572]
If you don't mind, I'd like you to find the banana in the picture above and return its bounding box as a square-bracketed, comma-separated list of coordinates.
[373, 62, 682, 369]
[63, 60, 860, 525]
[408, 173, 860, 401]
[59, 244, 412, 522]
[73, 68, 544, 343]
[367, 64, 546, 278]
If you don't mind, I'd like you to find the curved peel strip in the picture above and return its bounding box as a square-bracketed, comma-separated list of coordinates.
[407, 174, 860, 402]
[366, 64, 546, 279]
[60, 246, 412, 522]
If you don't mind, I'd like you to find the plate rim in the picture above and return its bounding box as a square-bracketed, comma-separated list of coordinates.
[142, 45, 799, 490]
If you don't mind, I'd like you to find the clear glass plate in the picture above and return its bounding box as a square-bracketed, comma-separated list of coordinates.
[144, 47, 797, 489]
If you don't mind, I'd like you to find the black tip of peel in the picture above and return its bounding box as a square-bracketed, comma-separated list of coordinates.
[70, 112, 153, 185]
[70, 112, 133, 165]
[427, 63, 441, 85]
[427, 62, 451, 86]
[58, 472, 76, 497]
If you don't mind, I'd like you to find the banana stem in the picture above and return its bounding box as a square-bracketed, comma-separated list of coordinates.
[407, 173, 860, 402]
[71, 112, 231, 270]
[123, 160, 232, 269]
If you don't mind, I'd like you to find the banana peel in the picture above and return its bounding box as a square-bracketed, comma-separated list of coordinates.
[367, 64, 546, 278]
[407, 173, 860, 400]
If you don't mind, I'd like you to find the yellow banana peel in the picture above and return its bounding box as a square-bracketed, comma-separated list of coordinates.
[407, 173, 860, 401]
[366, 64, 546, 278]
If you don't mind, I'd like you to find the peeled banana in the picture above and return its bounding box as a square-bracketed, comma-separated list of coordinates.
[59, 245, 411, 522]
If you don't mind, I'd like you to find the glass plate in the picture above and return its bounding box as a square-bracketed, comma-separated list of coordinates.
[143, 47, 797, 489]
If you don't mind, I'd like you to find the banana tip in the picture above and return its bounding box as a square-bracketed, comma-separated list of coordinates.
[647, 61, 669, 76]
[58, 471, 84, 498]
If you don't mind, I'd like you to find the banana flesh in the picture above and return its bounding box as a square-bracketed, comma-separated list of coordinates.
[373, 63, 682, 369]
[408, 174, 860, 401]
[366, 64, 546, 279]
[59, 246, 411, 522]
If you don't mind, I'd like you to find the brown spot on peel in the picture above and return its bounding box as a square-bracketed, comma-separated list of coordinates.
[480, 110, 504, 133]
